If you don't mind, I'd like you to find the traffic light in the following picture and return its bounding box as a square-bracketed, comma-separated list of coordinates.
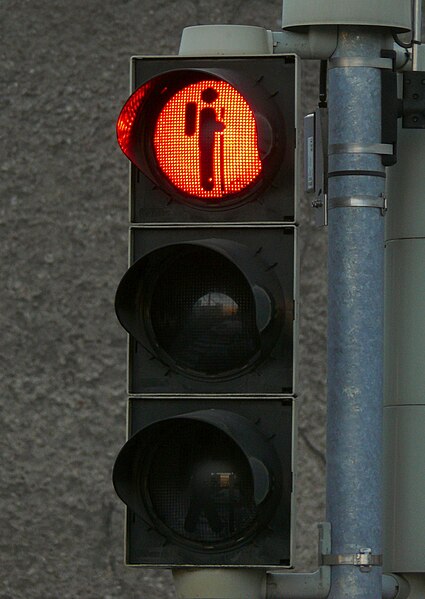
[113, 53, 299, 568]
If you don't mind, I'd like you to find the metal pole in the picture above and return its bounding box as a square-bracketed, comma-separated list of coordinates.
[326, 27, 386, 598]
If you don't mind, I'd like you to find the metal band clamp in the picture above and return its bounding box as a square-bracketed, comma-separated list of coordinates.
[328, 170, 386, 179]
[321, 548, 383, 573]
[328, 57, 393, 70]
[329, 143, 393, 156]
[328, 194, 387, 213]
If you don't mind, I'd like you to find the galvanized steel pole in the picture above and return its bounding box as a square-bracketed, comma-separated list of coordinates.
[326, 27, 386, 599]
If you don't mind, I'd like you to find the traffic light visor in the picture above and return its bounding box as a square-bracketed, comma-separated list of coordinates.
[113, 409, 283, 551]
[115, 239, 285, 380]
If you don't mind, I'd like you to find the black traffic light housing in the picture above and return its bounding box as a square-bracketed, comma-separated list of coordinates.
[113, 397, 293, 567]
[116, 228, 295, 394]
[119, 56, 297, 223]
[113, 53, 299, 569]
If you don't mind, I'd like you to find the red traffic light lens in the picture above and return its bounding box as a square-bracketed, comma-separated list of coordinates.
[153, 80, 262, 200]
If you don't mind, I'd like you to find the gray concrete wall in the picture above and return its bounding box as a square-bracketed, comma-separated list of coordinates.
[1, 1, 326, 597]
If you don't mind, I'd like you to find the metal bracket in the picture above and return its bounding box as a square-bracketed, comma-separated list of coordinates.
[266, 522, 402, 598]
[266, 523, 331, 599]
[321, 548, 383, 573]
[402, 71, 425, 128]
[304, 108, 328, 227]
[329, 57, 393, 70]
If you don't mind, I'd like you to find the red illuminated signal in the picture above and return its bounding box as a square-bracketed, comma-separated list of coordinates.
[116, 74, 272, 205]
[153, 80, 262, 199]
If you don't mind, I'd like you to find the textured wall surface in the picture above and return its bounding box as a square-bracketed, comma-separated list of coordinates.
[1, 1, 327, 597]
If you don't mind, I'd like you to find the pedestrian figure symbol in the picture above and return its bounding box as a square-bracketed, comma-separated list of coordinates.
[184, 87, 226, 192]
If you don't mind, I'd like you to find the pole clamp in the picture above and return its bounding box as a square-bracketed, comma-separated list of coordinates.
[329, 143, 394, 156]
[328, 194, 387, 214]
[321, 548, 383, 573]
[329, 57, 394, 70]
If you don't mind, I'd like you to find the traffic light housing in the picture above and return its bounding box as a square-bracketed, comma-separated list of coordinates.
[113, 53, 299, 568]
[114, 398, 293, 566]
[118, 56, 296, 223]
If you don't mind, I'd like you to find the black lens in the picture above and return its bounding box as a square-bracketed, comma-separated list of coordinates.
[149, 247, 260, 376]
[146, 421, 257, 545]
